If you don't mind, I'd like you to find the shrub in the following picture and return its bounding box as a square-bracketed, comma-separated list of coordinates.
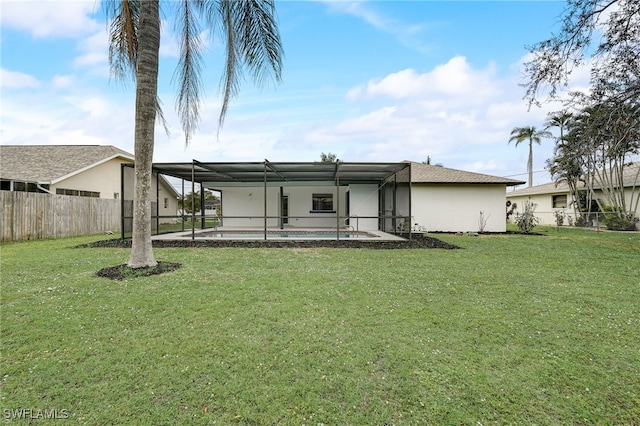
[601, 206, 639, 231]
[506, 201, 517, 222]
[554, 210, 565, 227]
[514, 201, 540, 234]
[575, 215, 591, 227]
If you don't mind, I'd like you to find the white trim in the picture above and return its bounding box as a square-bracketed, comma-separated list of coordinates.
[36, 184, 55, 195]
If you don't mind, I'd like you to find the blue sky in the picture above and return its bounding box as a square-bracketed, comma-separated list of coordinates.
[1, 0, 588, 187]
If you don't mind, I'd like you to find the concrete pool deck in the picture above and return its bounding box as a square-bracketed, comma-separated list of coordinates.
[153, 227, 407, 241]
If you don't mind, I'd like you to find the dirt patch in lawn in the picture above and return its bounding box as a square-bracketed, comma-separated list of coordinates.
[96, 262, 182, 281]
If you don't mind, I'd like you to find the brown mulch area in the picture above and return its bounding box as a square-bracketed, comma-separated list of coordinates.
[84, 233, 460, 250]
[96, 262, 182, 281]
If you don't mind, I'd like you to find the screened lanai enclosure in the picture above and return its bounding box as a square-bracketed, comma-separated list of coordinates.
[121, 160, 413, 240]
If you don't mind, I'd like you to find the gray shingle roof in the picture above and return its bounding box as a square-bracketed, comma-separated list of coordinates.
[0, 145, 134, 183]
[508, 162, 640, 196]
[507, 181, 570, 196]
[397, 161, 525, 186]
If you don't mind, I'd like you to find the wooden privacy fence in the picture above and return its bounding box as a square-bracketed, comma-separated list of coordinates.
[1, 191, 121, 242]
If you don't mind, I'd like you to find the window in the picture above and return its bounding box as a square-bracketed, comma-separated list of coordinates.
[552, 194, 567, 208]
[114, 193, 120, 200]
[164, 197, 169, 209]
[311, 193, 334, 212]
[1, 180, 48, 193]
[56, 188, 100, 198]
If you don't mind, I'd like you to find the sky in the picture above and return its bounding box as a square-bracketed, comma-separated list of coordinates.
[1, 0, 591, 187]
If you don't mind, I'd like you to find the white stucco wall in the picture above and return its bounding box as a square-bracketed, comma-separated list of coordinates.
[220, 187, 279, 227]
[51, 158, 129, 200]
[411, 184, 508, 232]
[506, 193, 564, 226]
[347, 184, 379, 231]
[220, 185, 349, 228]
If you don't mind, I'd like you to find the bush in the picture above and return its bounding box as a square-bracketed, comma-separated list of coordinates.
[515, 201, 540, 234]
[554, 210, 565, 227]
[601, 206, 639, 231]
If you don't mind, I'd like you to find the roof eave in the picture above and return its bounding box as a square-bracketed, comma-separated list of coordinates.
[50, 154, 134, 184]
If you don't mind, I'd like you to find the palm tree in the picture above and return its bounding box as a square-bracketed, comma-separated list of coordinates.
[544, 110, 573, 143]
[320, 152, 337, 162]
[105, 0, 283, 268]
[509, 126, 551, 187]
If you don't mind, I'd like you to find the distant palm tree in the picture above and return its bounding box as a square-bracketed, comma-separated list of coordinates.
[105, 0, 283, 268]
[544, 110, 573, 144]
[509, 126, 551, 187]
[320, 152, 338, 162]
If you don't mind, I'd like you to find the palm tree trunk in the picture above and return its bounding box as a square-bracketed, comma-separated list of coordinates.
[128, 0, 160, 268]
[528, 140, 533, 187]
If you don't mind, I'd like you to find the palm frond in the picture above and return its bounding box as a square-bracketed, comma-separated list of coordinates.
[204, 0, 283, 132]
[233, 0, 283, 87]
[215, 0, 243, 131]
[104, 0, 140, 82]
[173, 0, 204, 145]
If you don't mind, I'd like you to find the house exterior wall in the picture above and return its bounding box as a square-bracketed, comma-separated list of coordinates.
[347, 184, 379, 231]
[506, 192, 567, 225]
[51, 158, 129, 200]
[220, 187, 280, 228]
[154, 179, 179, 224]
[411, 184, 508, 232]
[507, 187, 640, 226]
[219, 185, 351, 228]
[217, 182, 513, 233]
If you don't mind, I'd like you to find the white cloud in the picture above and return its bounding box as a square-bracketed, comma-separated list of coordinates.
[272, 55, 565, 182]
[1, 86, 134, 150]
[0, 69, 42, 89]
[74, 30, 109, 69]
[159, 20, 181, 58]
[1, 0, 100, 39]
[51, 74, 76, 88]
[320, 0, 431, 53]
[348, 57, 500, 105]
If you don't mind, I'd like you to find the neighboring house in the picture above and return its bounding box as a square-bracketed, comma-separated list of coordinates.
[152, 160, 524, 233]
[0, 145, 180, 223]
[507, 162, 640, 226]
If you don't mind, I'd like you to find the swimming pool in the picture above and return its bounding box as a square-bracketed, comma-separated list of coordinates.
[187, 229, 379, 239]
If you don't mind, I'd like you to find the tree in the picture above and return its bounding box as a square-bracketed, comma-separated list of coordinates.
[320, 152, 338, 162]
[546, 128, 587, 220]
[421, 156, 444, 167]
[509, 126, 551, 187]
[179, 190, 219, 214]
[564, 93, 640, 219]
[544, 110, 573, 143]
[105, 0, 283, 268]
[523, 0, 640, 106]
[544, 110, 585, 217]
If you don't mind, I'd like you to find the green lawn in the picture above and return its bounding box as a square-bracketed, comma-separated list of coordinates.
[1, 228, 639, 424]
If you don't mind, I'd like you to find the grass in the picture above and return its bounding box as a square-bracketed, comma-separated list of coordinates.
[1, 227, 639, 424]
